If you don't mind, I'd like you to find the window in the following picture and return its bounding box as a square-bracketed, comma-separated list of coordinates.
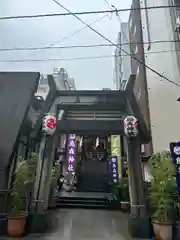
[132, 25, 136, 35]
[136, 66, 140, 76]
[120, 80, 127, 90]
[134, 44, 138, 54]
[174, 0, 180, 16]
[129, 15, 132, 29]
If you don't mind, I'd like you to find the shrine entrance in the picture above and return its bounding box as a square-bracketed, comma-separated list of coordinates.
[34, 75, 152, 238]
[76, 135, 109, 192]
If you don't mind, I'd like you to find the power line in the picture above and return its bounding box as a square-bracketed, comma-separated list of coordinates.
[105, 0, 135, 86]
[0, 40, 179, 52]
[0, 43, 114, 51]
[52, 0, 180, 88]
[1, 49, 179, 63]
[0, 55, 113, 62]
[0, 5, 178, 20]
[17, 14, 109, 61]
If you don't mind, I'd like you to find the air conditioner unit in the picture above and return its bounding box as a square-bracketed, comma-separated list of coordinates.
[175, 14, 180, 33]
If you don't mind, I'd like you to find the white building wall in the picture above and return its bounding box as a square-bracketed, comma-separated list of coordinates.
[114, 24, 132, 90]
[120, 23, 132, 88]
[114, 33, 121, 89]
[140, 0, 180, 152]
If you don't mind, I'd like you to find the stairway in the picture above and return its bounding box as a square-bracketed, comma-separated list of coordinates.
[77, 171, 109, 192]
[76, 159, 109, 192]
[56, 191, 110, 209]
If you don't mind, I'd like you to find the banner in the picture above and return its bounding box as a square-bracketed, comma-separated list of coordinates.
[66, 134, 77, 172]
[111, 135, 122, 178]
[109, 156, 119, 183]
[170, 142, 180, 194]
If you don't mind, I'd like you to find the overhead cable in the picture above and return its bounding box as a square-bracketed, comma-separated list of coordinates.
[52, 0, 180, 88]
[0, 5, 179, 20]
[17, 14, 109, 60]
[1, 49, 179, 63]
[0, 40, 179, 52]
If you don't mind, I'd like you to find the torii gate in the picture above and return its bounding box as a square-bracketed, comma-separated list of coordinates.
[31, 75, 152, 238]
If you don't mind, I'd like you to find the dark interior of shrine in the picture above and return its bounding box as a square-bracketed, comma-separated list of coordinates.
[76, 135, 110, 193]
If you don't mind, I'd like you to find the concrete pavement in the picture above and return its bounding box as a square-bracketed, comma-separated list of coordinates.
[1, 209, 136, 240]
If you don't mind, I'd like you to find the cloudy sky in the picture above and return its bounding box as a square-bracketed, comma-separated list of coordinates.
[0, 0, 132, 89]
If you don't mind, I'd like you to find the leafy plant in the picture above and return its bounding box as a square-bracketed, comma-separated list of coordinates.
[110, 183, 121, 200]
[26, 152, 38, 183]
[149, 151, 176, 223]
[10, 153, 38, 214]
[176, 197, 180, 220]
[119, 177, 130, 202]
[52, 162, 60, 179]
[11, 161, 29, 214]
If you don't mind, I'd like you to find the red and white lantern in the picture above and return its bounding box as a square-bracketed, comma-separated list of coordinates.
[124, 115, 138, 137]
[42, 115, 57, 135]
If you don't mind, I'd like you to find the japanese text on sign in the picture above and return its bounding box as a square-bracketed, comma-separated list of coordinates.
[170, 142, 180, 195]
[66, 134, 77, 172]
[109, 156, 119, 183]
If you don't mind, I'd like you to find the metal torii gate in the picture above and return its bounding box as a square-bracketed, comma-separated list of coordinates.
[32, 75, 152, 238]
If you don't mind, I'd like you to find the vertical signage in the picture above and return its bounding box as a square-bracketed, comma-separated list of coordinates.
[109, 156, 119, 183]
[66, 134, 77, 172]
[111, 135, 122, 178]
[170, 142, 180, 194]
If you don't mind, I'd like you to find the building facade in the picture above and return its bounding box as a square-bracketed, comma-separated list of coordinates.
[114, 23, 131, 90]
[36, 68, 76, 100]
[137, 0, 180, 152]
[116, 0, 180, 153]
[115, 0, 180, 155]
[129, 0, 153, 157]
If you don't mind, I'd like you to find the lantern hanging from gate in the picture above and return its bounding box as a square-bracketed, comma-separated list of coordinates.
[42, 114, 57, 135]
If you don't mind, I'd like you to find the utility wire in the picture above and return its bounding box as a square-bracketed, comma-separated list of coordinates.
[0, 55, 113, 62]
[52, 0, 180, 88]
[1, 49, 179, 63]
[104, 0, 135, 86]
[17, 14, 109, 60]
[0, 40, 178, 52]
[0, 5, 179, 20]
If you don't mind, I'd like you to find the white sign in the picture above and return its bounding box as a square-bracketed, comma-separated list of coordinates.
[174, 146, 180, 155]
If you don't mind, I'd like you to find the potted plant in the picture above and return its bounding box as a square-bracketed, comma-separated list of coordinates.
[26, 153, 38, 182]
[119, 177, 130, 211]
[175, 199, 180, 240]
[26, 153, 38, 200]
[108, 182, 122, 210]
[149, 151, 176, 240]
[7, 160, 29, 237]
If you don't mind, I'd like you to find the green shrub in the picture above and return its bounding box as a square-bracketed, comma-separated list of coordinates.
[119, 177, 130, 202]
[11, 161, 29, 214]
[149, 151, 176, 223]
